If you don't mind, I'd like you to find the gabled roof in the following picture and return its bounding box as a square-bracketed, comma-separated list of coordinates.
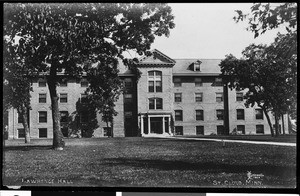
[138, 49, 176, 66]
[172, 59, 222, 76]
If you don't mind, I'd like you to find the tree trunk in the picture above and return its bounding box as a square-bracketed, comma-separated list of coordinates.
[111, 120, 114, 138]
[262, 107, 274, 137]
[282, 114, 285, 135]
[19, 105, 30, 143]
[48, 61, 65, 150]
[274, 112, 280, 137]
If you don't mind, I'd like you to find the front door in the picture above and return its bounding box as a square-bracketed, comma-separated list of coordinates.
[150, 117, 163, 134]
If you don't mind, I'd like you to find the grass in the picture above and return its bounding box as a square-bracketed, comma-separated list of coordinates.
[182, 134, 297, 143]
[3, 137, 296, 188]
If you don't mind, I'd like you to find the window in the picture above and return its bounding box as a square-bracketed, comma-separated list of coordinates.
[80, 94, 88, 103]
[124, 78, 133, 88]
[196, 110, 204, 120]
[38, 79, 46, 87]
[149, 98, 163, 110]
[39, 111, 47, 123]
[216, 109, 224, 120]
[18, 112, 23, 124]
[18, 129, 25, 138]
[255, 109, 264, 120]
[216, 92, 223, 102]
[175, 126, 183, 135]
[237, 109, 245, 120]
[80, 79, 88, 87]
[80, 111, 89, 123]
[195, 92, 203, 102]
[196, 126, 204, 135]
[195, 78, 202, 87]
[217, 125, 225, 135]
[39, 93, 47, 103]
[148, 71, 162, 92]
[124, 94, 133, 104]
[194, 61, 201, 71]
[215, 78, 223, 86]
[39, 128, 47, 138]
[174, 93, 182, 102]
[59, 79, 68, 87]
[60, 111, 69, 123]
[237, 125, 245, 134]
[60, 93, 68, 103]
[103, 127, 111, 136]
[236, 92, 243, 102]
[175, 110, 183, 121]
[174, 78, 181, 87]
[256, 125, 264, 134]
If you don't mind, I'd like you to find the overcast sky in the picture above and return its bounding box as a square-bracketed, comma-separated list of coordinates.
[148, 3, 287, 59]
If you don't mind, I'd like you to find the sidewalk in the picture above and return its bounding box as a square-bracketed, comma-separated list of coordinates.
[153, 136, 296, 147]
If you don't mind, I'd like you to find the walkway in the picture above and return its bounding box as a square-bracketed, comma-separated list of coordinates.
[152, 136, 296, 147]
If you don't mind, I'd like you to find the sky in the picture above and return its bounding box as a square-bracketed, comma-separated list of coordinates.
[147, 3, 287, 59]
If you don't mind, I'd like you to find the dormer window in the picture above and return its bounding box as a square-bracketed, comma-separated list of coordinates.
[194, 60, 202, 71]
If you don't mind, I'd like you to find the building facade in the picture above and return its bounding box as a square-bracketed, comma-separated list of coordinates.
[6, 49, 289, 139]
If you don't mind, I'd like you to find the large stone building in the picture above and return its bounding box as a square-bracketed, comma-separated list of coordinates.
[5, 49, 289, 139]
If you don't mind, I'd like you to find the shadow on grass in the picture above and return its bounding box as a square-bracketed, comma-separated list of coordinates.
[103, 158, 296, 180]
[3, 145, 53, 151]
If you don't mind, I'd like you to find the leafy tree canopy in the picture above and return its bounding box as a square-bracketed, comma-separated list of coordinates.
[234, 3, 297, 37]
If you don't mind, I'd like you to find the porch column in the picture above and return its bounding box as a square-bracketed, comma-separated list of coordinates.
[148, 116, 151, 134]
[168, 116, 171, 135]
[141, 115, 144, 136]
[162, 116, 165, 134]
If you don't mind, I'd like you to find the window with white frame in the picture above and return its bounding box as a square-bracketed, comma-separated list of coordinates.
[148, 71, 162, 92]
[255, 109, 264, 119]
[196, 110, 204, 120]
[39, 93, 47, 103]
[175, 110, 183, 121]
[196, 126, 204, 135]
[174, 93, 182, 102]
[60, 93, 68, 103]
[195, 92, 203, 102]
[149, 97, 163, 110]
[174, 78, 181, 87]
[237, 125, 245, 134]
[237, 109, 245, 120]
[39, 128, 47, 138]
[39, 111, 47, 123]
[236, 92, 243, 102]
[216, 92, 223, 102]
[256, 125, 264, 134]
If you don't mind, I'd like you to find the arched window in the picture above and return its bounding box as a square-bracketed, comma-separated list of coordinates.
[148, 71, 162, 92]
[149, 97, 163, 110]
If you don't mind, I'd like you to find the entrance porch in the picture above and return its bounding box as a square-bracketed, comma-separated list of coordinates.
[139, 113, 173, 137]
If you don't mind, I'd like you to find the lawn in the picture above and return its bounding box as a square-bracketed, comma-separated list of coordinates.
[181, 134, 297, 143]
[3, 137, 296, 188]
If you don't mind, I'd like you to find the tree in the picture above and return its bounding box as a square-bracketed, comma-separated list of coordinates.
[3, 38, 33, 143]
[86, 59, 123, 138]
[234, 3, 297, 38]
[230, 2, 297, 136]
[4, 3, 175, 150]
[220, 32, 297, 137]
